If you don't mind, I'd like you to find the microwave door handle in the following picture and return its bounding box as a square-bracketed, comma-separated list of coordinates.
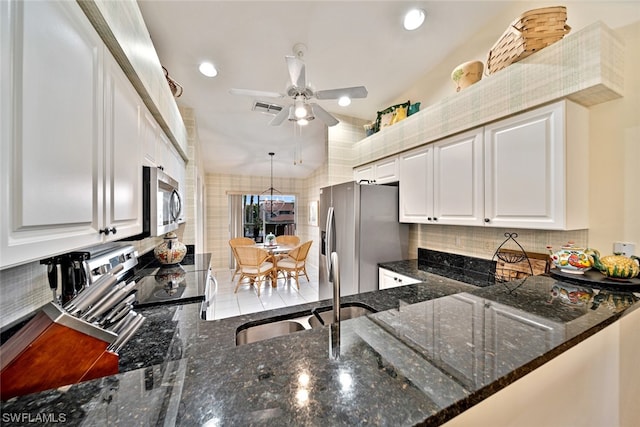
[170, 190, 182, 222]
[325, 207, 334, 281]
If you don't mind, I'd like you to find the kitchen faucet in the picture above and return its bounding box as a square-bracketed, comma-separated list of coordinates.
[330, 251, 340, 359]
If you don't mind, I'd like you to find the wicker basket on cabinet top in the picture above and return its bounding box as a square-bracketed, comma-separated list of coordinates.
[487, 6, 571, 75]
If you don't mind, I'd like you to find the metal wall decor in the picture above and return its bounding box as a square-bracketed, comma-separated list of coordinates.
[163, 66, 183, 98]
[490, 232, 534, 292]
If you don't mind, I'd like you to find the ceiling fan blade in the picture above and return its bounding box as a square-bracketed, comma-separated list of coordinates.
[315, 86, 368, 100]
[269, 106, 290, 126]
[285, 56, 306, 89]
[310, 103, 339, 127]
[229, 88, 284, 98]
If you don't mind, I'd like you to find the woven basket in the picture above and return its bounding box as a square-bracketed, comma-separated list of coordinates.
[487, 6, 571, 75]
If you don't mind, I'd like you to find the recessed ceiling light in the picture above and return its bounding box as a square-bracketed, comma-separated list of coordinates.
[338, 96, 351, 107]
[403, 8, 425, 31]
[198, 61, 218, 77]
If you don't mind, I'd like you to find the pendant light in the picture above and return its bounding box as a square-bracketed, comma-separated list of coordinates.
[262, 152, 284, 217]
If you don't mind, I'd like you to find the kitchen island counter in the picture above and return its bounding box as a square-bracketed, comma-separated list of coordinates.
[1, 267, 638, 426]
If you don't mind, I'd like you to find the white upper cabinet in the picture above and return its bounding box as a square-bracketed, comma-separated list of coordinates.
[0, 1, 143, 269]
[141, 108, 159, 167]
[399, 145, 433, 223]
[397, 100, 588, 230]
[484, 101, 588, 230]
[104, 51, 143, 239]
[354, 156, 398, 184]
[142, 107, 186, 188]
[1, 0, 105, 268]
[399, 129, 483, 225]
[433, 129, 484, 226]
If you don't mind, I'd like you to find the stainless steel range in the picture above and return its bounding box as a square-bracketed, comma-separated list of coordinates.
[132, 253, 214, 318]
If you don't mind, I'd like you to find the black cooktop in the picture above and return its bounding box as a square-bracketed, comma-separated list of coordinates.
[132, 253, 212, 309]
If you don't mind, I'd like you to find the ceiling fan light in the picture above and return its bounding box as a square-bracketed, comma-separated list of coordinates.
[198, 61, 218, 77]
[297, 118, 309, 126]
[294, 99, 308, 118]
[338, 96, 351, 107]
[403, 8, 425, 31]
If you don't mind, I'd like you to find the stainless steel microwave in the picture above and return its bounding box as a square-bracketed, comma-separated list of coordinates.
[141, 166, 183, 237]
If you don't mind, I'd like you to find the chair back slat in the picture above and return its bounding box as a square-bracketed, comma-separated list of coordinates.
[235, 246, 270, 267]
[229, 237, 255, 248]
[276, 235, 300, 246]
[287, 240, 312, 262]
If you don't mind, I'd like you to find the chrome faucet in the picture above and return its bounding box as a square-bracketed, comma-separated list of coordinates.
[330, 251, 340, 359]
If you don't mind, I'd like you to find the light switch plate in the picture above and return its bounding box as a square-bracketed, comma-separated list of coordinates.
[613, 242, 635, 257]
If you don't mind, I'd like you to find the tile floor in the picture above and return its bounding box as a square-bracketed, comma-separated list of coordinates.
[205, 265, 320, 320]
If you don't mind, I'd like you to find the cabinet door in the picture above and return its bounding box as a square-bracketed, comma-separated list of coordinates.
[141, 108, 158, 167]
[354, 163, 374, 183]
[432, 294, 485, 388]
[483, 300, 564, 382]
[0, 0, 104, 268]
[484, 103, 566, 229]
[374, 157, 399, 184]
[378, 268, 420, 290]
[399, 145, 433, 223]
[104, 52, 142, 239]
[433, 129, 484, 226]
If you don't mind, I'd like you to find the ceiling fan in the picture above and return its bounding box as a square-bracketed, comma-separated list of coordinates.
[229, 44, 367, 127]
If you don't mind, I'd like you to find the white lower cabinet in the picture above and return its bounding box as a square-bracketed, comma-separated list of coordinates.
[398, 100, 588, 230]
[378, 268, 421, 289]
[0, 0, 142, 268]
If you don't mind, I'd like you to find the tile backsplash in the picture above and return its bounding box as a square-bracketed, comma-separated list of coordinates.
[0, 235, 163, 330]
[409, 224, 589, 261]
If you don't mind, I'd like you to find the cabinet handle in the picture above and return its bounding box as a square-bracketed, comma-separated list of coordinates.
[484, 218, 490, 223]
[433, 217, 438, 221]
[100, 227, 117, 236]
[158, 165, 164, 171]
[427, 217, 432, 221]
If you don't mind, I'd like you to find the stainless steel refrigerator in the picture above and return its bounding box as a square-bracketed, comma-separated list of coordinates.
[319, 181, 409, 299]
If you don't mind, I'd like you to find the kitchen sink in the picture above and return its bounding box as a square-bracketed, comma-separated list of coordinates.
[308, 305, 375, 328]
[235, 302, 376, 346]
[235, 320, 307, 346]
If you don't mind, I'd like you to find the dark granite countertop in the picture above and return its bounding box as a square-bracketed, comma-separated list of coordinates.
[2, 258, 639, 426]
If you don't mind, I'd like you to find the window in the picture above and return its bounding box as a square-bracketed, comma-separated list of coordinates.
[242, 194, 295, 242]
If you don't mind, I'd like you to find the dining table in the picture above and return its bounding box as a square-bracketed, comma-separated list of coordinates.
[253, 243, 295, 287]
[254, 243, 295, 255]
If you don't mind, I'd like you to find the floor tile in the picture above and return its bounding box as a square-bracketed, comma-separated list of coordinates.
[209, 266, 320, 320]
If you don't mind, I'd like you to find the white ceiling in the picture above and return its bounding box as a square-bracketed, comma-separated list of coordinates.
[137, 1, 510, 178]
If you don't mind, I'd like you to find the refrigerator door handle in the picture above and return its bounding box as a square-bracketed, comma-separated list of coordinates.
[325, 206, 334, 281]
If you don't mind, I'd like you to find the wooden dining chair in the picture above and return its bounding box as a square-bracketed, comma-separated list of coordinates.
[276, 240, 313, 289]
[234, 246, 276, 296]
[229, 237, 255, 280]
[275, 235, 300, 247]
